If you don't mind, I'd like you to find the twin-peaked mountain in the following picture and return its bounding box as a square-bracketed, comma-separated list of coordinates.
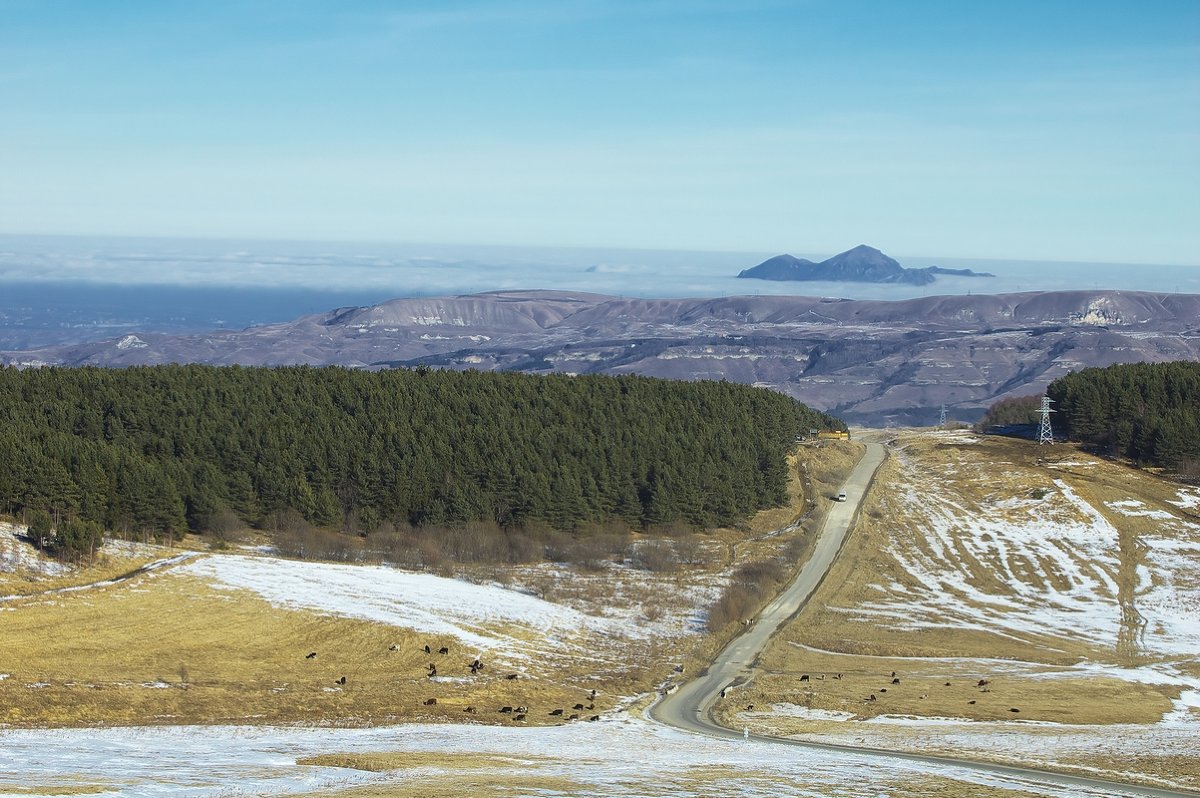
[738, 245, 993, 285]
[4, 289, 1198, 426]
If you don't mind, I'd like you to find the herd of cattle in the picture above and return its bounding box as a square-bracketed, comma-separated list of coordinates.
[730, 671, 1021, 715]
[303, 641, 604, 723]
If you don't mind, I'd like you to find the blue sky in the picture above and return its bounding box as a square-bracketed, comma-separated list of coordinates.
[1, 1, 1197, 264]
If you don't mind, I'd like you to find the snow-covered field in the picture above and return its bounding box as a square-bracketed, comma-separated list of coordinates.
[842, 454, 1200, 660]
[839, 477, 1130, 649]
[179, 553, 714, 667]
[741, 702, 1199, 793]
[0, 714, 1149, 798]
[182, 555, 618, 656]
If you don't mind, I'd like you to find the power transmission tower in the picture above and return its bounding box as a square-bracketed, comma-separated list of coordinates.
[938, 404, 947, 429]
[1038, 396, 1055, 445]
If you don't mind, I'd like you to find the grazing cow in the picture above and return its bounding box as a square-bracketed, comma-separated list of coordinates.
[336, 676, 346, 685]
[515, 706, 528, 713]
[587, 704, 594, 710]
[305, 652, 317, 659]
[573, 703, 585, 710]
[427, 665, 438, 678]
[866, 693, 876, 702]
[891, 678, 900, 685]
[438, 646, 449, 655]
[500, 706, 513, 713]
[549, 708, 564, 716]
[589, 715, 600, 721]
[920, 694, 928, 699]
[514, 713, 526, 721]
[799, 674, 809, 683]
[817, 674, 825, 681]
[976, 678, 990, 687]
[506, 673, 519, 680]
[890, 671, 896, 678]
[968, 700, 976, 705]
[464, 706, 476, 713]
[745, 704, 754, 710]
[589, 689, 597, 699]
[1009, 707, 1020, 713]
[388, 644, 398, 651]
[423, 645, 431, 654]
[833, 673, 842, 680]
[879, 688, 887, 693]
[569, 713, 579, 720]
[944, 681, 951, 687]
[423, 698, 437, 706]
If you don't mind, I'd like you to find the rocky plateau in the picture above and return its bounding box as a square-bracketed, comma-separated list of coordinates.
[4, 289, 1198, 426]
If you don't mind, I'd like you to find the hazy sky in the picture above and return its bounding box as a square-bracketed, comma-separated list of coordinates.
[2, 1, 1197, 265]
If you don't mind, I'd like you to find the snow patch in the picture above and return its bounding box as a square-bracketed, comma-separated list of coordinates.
[0, 521, 68, 576]
[1106, 500, 1175, 520]
[115, 334, 148, 350]
[765, 704, 856, 722]
[1169, 489, 1200, 510]
[180, 554, 644, 657]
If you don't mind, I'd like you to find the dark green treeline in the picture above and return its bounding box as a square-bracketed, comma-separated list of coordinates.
[1047, 361, 1200, 469]
[0, 365, 844, 536]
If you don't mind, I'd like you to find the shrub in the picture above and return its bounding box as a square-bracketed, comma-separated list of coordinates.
[706, 559, 789, 631]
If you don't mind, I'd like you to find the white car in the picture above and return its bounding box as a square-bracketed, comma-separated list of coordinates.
[837, 491, 847, 502]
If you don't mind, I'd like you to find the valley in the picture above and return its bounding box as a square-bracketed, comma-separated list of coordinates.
[2, 433, 1197, 796]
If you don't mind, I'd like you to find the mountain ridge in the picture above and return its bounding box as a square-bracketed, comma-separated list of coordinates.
[4, 288, 1197, 426]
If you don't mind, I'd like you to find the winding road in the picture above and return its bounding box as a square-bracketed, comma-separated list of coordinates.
[649, 439, 1199, 798]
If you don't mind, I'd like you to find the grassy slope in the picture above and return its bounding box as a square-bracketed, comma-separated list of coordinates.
[720, 430, 1200, 788]
[0, 444, 863, 730]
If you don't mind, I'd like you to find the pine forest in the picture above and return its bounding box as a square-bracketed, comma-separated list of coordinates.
[0, 365, 844, 549]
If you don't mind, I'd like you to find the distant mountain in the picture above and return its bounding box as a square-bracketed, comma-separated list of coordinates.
[5, 288, 1198, 427]
[738, 245, 993, 285]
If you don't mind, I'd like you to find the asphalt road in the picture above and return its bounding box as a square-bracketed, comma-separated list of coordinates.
[648, 439, 1199, 798]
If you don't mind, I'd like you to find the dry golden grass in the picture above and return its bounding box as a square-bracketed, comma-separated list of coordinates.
[302, 755, 1052, 798]
[735, 428, 1199, 756]
[293, 753, 582, 798]
[0, 788, 110, 796]
[717, 650, 1174, 727]
[297, 751, 551, 771]
[0, 439, 860, 730]
[0, 572, 634, 727]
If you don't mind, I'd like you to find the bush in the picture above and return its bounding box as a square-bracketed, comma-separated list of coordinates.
[706, 559, 789, 631]
[202, 506, 243, 542]
[628, 539, 681, 572]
